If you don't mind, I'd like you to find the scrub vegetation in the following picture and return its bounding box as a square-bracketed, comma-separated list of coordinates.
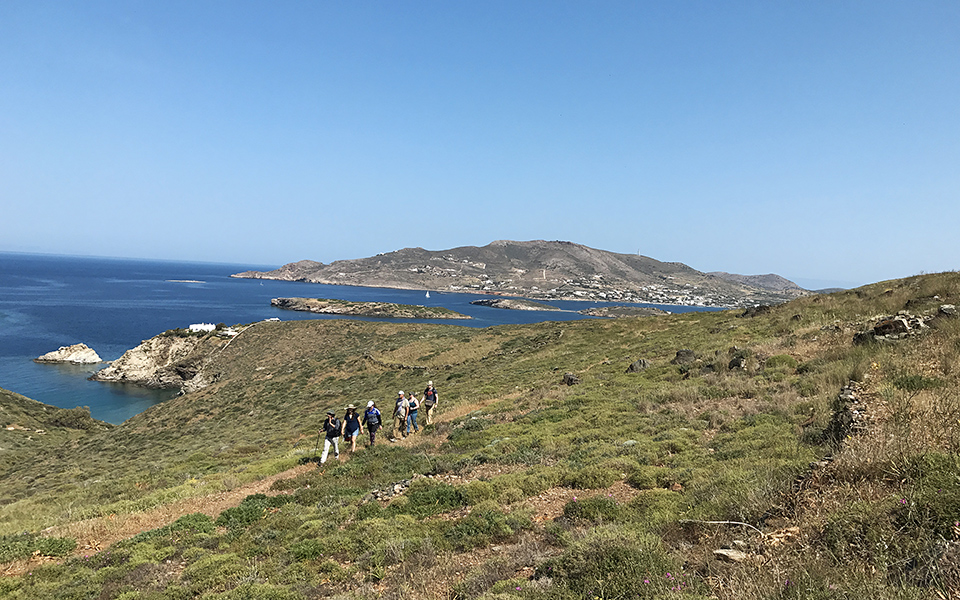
[2, 273, 960, 598]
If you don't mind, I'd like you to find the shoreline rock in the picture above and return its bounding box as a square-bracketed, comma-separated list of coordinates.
[34, 343, 102, 364]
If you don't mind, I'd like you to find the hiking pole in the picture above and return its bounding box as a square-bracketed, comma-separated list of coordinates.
[312, 430, 322, 462]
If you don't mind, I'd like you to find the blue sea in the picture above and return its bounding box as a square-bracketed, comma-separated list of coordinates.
[0, 252, 710, 424]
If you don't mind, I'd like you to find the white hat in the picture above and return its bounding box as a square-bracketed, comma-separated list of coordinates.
[398, 390, 404, 395]
[367, 400, 374, 407]
[428, 381, 433, 386]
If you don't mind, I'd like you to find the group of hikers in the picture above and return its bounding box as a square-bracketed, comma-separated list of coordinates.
[317, 381, 440, 464]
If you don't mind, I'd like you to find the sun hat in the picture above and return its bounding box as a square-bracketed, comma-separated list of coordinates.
[367, 400, 375, 407]
[346, 404, 356, 410]
[428, 381, 433, 386]
[326, 410, 335, 415]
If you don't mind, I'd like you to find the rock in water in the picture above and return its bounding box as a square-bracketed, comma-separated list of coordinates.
[35, 343, 102, 364]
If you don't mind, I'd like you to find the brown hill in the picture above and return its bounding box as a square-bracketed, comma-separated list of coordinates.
[233, 240, 809, 307]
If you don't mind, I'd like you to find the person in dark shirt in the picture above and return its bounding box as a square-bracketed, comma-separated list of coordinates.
[320, 410, 341, 464]
[342, 404, 363, 453]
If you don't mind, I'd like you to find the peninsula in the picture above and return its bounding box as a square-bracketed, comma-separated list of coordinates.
[233, 240, 809, 308]
[270, 297, 471, 319]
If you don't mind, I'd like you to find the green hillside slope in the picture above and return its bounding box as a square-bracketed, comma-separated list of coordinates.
[2, 273, 959, 599]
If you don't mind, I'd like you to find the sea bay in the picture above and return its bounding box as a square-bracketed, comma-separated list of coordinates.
[0, 252, 710, 424]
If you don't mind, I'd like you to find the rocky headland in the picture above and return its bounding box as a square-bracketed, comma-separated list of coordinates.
[233, 240, 810, 308]
[34, 343, 102, 364]
[469, 298, 560, 311]
[270, 297, 471, 319]
[90, 329, 233, 392]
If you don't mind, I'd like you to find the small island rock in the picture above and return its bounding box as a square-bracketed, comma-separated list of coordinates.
[35, 343, 102, 364]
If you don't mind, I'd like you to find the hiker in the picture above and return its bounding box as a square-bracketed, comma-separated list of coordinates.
[392, 391, 409, 441]
[362, 400, 382, 446]
[423, 380, 439, 425]
[342, 404, 363, 453]
[319, 410, 341, 464]
[407, 393, 420, 435]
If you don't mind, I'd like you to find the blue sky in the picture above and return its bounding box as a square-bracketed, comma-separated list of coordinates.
[2, 2, 958, 289]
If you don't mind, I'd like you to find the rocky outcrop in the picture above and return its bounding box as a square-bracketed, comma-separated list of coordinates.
[670, 349, 697, 365]
[90, 333, 225, 390]
[625, 359, 650, 373]
[34, 343, 102, 364]
[470, 298, 559, 311]
[852, 310, 939, 345]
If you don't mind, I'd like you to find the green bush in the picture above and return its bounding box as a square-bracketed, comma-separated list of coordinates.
[393, 480, 467, 518]
[0, 533, 76, 561]
[562, 496, 622, 523]
[215, 494, 294, 530]
[445, 503, 532, 550]
[766, 354, 798, 370]
[564, 465, 620, 489]
[536, 527, 703, 599]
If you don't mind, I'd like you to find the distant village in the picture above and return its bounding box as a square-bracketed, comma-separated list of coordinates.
[408, 260, 761, 308]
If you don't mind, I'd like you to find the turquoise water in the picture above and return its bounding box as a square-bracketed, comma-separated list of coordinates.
[0, 252, 710, 423]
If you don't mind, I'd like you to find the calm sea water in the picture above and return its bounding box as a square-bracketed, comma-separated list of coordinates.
[0, 252, 710, 424]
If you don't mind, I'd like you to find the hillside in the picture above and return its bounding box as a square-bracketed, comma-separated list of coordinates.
[233, 240, 809, 307]
[2, 273, 960, 599]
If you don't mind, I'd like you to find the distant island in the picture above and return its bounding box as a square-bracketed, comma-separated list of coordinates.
[233, 240, 809, 308]
[469, 298, 560, 311]
[270, 297, 471, 319]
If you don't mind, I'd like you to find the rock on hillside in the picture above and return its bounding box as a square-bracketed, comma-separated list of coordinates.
[233, 240, 809, 308]
[34, 343, 102, 364]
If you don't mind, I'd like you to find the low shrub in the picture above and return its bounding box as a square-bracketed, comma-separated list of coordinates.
[216, 494, 294, 530]
[562, 496, 622, 523]
[536, 526, 703, 599]
[445, 503, 532, 550]
[564, 465, 620, 489]
[0, 533, 76, 561]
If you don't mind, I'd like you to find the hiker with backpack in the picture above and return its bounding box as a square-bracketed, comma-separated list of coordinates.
[319, 410, 341, 464]
[362, 400, 382, 447]
[342, 404, 363, 453]
[423, 380, 438, 425]
[407, 393, 420, 435]
[391, 391, 409, 441]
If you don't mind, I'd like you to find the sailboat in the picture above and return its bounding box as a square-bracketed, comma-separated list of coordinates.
[425, 291, 430, 298]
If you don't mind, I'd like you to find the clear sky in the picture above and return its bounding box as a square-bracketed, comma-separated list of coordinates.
[2, 1, 958, 289]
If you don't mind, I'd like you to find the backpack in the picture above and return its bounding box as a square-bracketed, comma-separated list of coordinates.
[325, 417, 341, 437]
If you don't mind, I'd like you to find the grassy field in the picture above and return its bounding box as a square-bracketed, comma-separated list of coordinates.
[1, 273, 959, 599]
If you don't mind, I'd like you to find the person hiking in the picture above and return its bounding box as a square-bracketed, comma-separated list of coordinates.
[320, 410, 341, 464]
[407, 393, 420, 435]
[342, 404, 363, 453]
[361, 400, 382, 446]
[423, 380, 439, 425]
[392, 391, 409, 441]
